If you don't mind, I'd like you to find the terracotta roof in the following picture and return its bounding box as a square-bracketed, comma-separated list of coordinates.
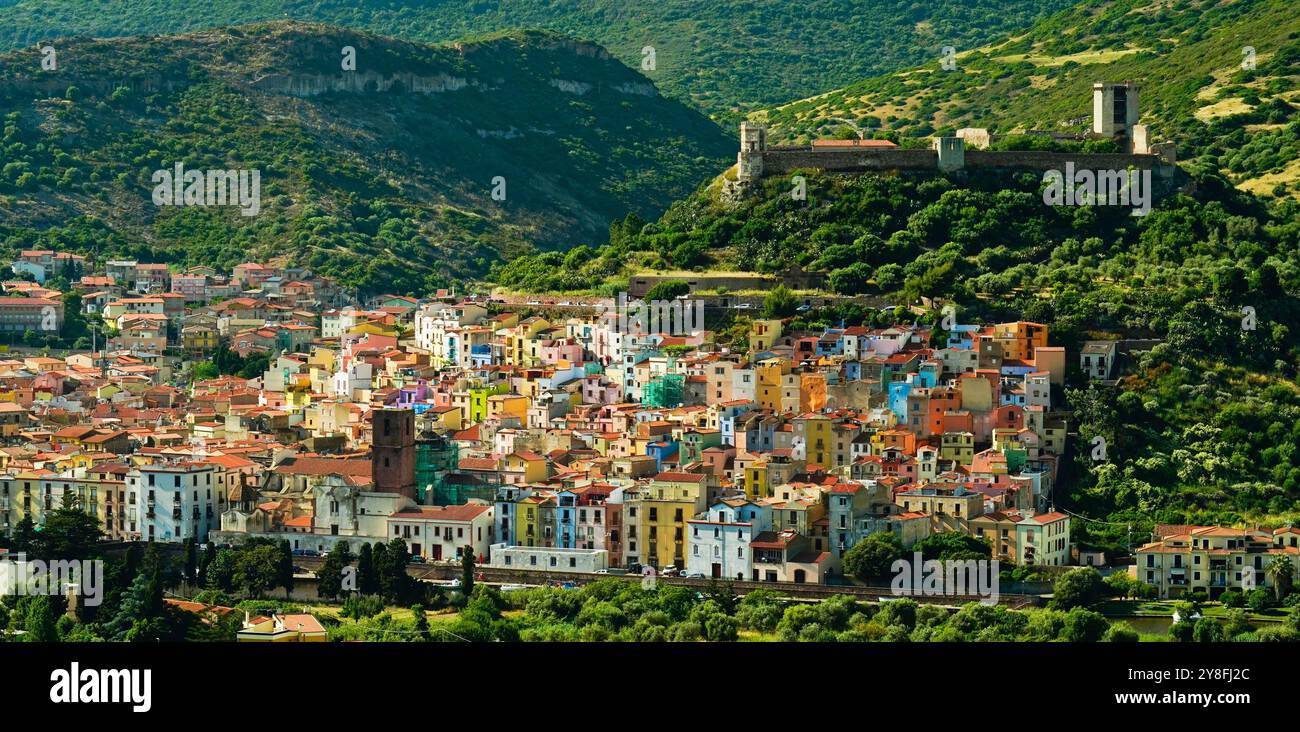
[390, 504, 491, 522]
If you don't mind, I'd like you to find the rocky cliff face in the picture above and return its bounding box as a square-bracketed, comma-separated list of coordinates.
[250, 71, 477, 96]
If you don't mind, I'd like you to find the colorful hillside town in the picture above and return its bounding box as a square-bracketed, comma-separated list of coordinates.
[0, 253, 1285, 600]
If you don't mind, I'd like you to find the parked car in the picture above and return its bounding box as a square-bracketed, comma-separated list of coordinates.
[594, 568, 628, 575]
[682, 572, 705, 579]
[661, 565, 680, 577]
[409, 555, 425, 564]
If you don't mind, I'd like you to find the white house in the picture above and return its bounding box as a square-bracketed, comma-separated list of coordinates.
[488, 544, 608, 573]
[387, 503, 493, 562]
[128, 462, 221, 542]
[686, 499, 772, 581]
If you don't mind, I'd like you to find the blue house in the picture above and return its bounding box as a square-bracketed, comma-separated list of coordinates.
[647, 440, 679, 472]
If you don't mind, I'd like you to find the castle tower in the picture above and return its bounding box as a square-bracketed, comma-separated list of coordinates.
[933, 136, 965, 172]
[736, 121, 767, 181]
[372, 408, 416, 500]
[1093, 82, 1140, 137]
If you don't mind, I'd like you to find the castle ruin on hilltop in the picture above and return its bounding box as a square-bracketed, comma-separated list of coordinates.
[725, 82, 1179, 199]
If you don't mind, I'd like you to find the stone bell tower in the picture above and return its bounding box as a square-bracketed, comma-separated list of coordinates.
[372, 407, 416, 500]
[1093, 82, 1140, 138]
[736, 121, 767, 181]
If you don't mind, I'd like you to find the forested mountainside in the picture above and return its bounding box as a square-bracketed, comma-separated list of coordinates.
[0, 0, 1076, 120]
[0, 22, 732, 294]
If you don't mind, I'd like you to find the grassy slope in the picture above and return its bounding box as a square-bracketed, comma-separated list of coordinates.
[759, 0, 1300, 197]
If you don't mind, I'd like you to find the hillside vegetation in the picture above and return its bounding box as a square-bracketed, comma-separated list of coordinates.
[0, 0, 1076, 120]
[0, 21, 731, 294]
[759, 0, 1300, 198]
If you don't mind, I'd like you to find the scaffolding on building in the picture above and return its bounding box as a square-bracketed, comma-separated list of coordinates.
[642, 373, 683, 408]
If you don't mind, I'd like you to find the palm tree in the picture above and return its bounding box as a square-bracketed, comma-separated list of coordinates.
[1266, 555, 1294, 603]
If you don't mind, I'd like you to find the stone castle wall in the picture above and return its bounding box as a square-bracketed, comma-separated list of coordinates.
[754, 147, 1170, 175]
[761, 148, 939, 174]
[964, 150, 1167, 171]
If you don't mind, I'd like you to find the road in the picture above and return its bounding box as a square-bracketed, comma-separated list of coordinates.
[293, 556, 1042, 607]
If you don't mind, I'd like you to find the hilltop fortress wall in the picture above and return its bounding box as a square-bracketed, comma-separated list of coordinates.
[760, 147, 938, 174]
[757, 147, 1171, 174]
[727, 82, 1181, 197]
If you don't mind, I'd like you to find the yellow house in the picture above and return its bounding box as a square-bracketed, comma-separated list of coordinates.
[347, 321, 398, 338]
[987, 321, 1049, 362]
[505, 317, 551, 366]
[309, 346, 336, 370]
[793, 413, 833, 468]
[743, 460, 769, 501]
[425, 406, 463, 432]
[181, 324, 217, 352]
[515, 493, 552, 546]
[749, 319, 784, 352]
[630, 473, 708, 570]
[939, 431, 975, 465]
[502, 451, 549, 484]
[2, 470, 51, 529]
[755, 358, 788, 410]
[487, 393, 530, 422]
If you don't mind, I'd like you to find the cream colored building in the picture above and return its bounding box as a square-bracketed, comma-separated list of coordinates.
[1135, 526, 1300, 599]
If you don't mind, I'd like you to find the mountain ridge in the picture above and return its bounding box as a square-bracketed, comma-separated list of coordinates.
[0, 0, 1079, 120]
[0, 21, 733, 294]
